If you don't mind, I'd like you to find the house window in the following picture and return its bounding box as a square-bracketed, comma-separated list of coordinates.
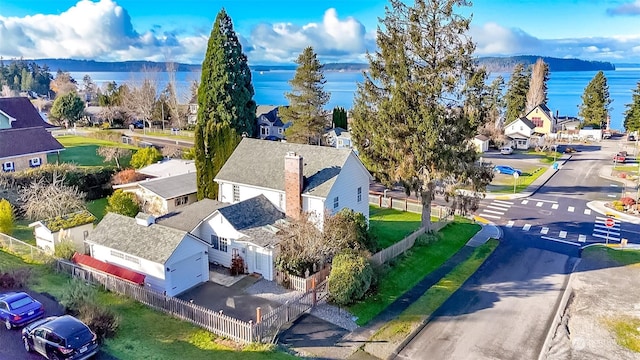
[338, 139, 343, 147]
[357, 187, 362, 203]
[210, 235, 228, 252]
[333, 196, 339, 209]
[279, 193, 284, 209]
[110, 250, 140, 265]
[29, 157, 41, 168]
[260, 126, 269, 136]
[233, 185, 240, 202]
[2, 161, 14, 172]
[174, 195, 188, 206]
[211, 235, 219, 249]
[531, 117, 543, 127]
[278, 128, 283, 134]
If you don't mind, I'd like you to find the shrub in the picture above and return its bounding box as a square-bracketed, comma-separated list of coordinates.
[54, 239, 78, 260]
[615, 205, 625, 212]
[328, 250, 374, 306]
[86, 130, 122, 142]
[112, 168, 147, 185]
[105, 189, 140, 217]
[182, 147, 196, 160]
[59, 279, 98, 315]
[0, 199, 15, 235]
[77, 303, 119, 342]
[612, 200, 623, 207]
[620, 197, 636, 206]
[130, 147, 163, 169]
[0, 268, 32, 289]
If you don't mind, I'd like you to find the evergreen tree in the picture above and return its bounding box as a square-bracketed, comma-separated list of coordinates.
[195, 9, 255, 200]
[525, 58, 549, 112]
[579, 71, 612, 128]
[351, 0, 494, 229]
[332, 107, 348, 129]
[280, 46, 330, 144]
[624, 81, 640, 133]
[50, 92, 85, 126]
[504, 63, 530, 123]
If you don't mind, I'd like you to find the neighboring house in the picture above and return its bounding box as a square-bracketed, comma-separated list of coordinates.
[215, 138, 373, 227]
[504, 117, 536, 149]
[137, 159, 196, 178]
[324, 127, 354, 150]
[472, 135, 489, 153]
[256, 105, 290, 140]
[556, 116, 581, 133]
[187, 95, 198, 125]
[85, 212, 209, 296]
[114, 172, 198, 216]
[525, 104, 556, 135]
[29, 210, 96, 254]
[0, 97, 64, 172]
[157, 195, 285, 281]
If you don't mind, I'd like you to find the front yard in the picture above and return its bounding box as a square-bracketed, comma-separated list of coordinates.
[49, 135, 137, 167]
[0, 249, 295, 359]
[369, 206, 422, 249]
[488, 165, 546, 193]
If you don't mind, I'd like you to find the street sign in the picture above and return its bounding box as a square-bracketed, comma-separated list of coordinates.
[513, 172, 519, 179]
[605, 217, 615, 227]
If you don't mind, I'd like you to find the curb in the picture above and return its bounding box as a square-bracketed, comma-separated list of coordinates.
[537, 258, 581, 360]
[586, 201, 640, 225]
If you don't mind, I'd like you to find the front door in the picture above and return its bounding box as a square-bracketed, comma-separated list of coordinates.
[32, 329, 47, 356]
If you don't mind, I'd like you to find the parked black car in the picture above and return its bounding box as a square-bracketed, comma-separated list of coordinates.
[22, 315, 98, 360]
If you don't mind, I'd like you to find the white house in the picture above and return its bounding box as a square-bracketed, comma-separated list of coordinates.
[504, 117, 536, 149]
[29, 210, 96, 254]
[324, 127, 355, 150]
[114, 172, 198, 216]
[85, 212, 209, 297]
[214, 138, 373, 227]
[137, 159, 196, 178]
[472, 135, 489, 153]
[157, 196, 285, 281]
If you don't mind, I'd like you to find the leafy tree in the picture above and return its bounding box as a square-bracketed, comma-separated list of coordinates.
[579, 71, 612, 129]
[624, 81, 640, 133]
[525, 58, 549, 112]
[195, 9, 256, 200]
[280, 47, 330, 144]
[324, 208, 376, 253]
[130, 147, 163, 169]
[0, 199, 15, 235]
[504, 63, 530, 123]
[328, 250, 373, 306]
[50, 92, 85, 126]
[105, 189, 140, 217]
[350, 0, 494, 230]
[332, 107, 348, 129]
[96, 146, 131, 169]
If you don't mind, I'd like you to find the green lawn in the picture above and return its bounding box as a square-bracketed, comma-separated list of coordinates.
[0, 250, 295, 359]
[525, 150, 562, 164]
[369, 206, 422, 249]
[488, 166, 546, 194]
[614, 165, 639, 173]
[372, 239, 499, 342]
[49, 135, 137, 167]
[87, 197, 109, 221]
[582, 245, 640, 266]
[12, 219, 35, 244]
[348, 219, 481, 325]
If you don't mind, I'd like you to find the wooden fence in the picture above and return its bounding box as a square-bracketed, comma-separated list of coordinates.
[275, 264, 332, 292]
[368, 191, 453, 221]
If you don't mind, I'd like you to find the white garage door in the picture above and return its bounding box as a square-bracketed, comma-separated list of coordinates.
[168, 253, 204, 296]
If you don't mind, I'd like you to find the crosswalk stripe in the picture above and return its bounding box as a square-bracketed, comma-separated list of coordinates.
[493, 200, 514, 205]
[608, 194, 617, 198]
[479, 213, 501, 219]
[521, 200, 529, 205]
[523, 224, 531, 231]
[593, 228, 621, 236]
[595, 216, 621, 223]
[594, 223, 620, 231]
[559, 231, 567, 238]
[592, 233, 620, 241]
[584, 209, 591, 215]
[536, 202, 543, 207]
[578, 235, 586, 242]
[487, 204, 510, 210]
[568, 206, 575, 212]
[506, 221, 514, 228]
[610, 184, 619, 187]
[540, 227, 549, 234]
[482, 209, 504, 215]
[551, 204, 559, 210]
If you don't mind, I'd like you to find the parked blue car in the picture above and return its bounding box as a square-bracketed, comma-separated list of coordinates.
[493, 165, 522, 176]
[0, 292, 45, 329]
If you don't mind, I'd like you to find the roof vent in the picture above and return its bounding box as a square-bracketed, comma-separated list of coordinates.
[135, 212, 155, 227]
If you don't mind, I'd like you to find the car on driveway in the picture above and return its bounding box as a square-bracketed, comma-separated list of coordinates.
[500, 146, 513, 155]
[494, 165, 522, 175]
[22, 315, 99, 360]
[0, 292, 45, 330]
[613, 153, 626, 163]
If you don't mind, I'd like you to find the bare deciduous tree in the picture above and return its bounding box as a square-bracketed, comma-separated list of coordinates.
[97, 146, 131, 169]
[122, 70, 158, 128]
[19, 175, 86, 221]
[526, 58, 549, 112]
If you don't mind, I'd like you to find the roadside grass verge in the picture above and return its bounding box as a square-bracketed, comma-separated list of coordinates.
[0, 250, 295, 359]
[603, 317, 640, 353]
[525, 150, 562, 164]
[582, 245, 640, 266]
[371, 239, 499, 342]
[49, 135, 136, 167]
[87, 197, 109, 221]
[488, 166, 546, 193]
[613, 165, 638, 173]
[142, 130, 196, 141]
[348, 219, 481, 326]
[369, 206, 422, 249]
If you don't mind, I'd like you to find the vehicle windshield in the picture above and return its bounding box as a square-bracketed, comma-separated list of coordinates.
[9, 296, 33, 309]
[66, 329, 94, 348]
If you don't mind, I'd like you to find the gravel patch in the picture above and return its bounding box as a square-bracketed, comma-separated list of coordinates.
[244, 279, 358, 331]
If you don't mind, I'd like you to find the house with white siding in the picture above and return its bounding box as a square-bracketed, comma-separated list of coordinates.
[29, 210, 96, 254]
[114, 172, 198, 216]
[214, 138, 373, 228]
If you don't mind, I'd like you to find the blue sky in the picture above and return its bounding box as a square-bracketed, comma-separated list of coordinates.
[1, 0, 640, 64]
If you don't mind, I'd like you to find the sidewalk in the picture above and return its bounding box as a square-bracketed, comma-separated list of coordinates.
[307, 224, 502, 360]
[586, 201, 640, 225]
[597, 163, 639, 190]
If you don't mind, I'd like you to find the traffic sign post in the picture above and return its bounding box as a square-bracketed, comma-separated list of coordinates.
[513, 172, 519, 194]
[605, 217, 615, 245]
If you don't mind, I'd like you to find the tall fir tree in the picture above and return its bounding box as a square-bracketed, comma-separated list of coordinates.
[579, 71, 611, 129]
[280, 47, 330, 144]
[624, 81, 640, 133]
[525, 58, 549, 112]
[504, 63, 530, 123]
[195, 9, 256, 200]
[332, 107, 348, 129]
[350, 0, 494, 229]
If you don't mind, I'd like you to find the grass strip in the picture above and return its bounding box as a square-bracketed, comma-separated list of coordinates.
[603, 317, 640, 353]
[348, 220, 480, 326]
[582, 245, 640, 266]
[368, 206, 422, 249]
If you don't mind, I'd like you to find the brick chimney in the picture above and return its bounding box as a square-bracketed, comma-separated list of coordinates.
[284, 152, 303, 220]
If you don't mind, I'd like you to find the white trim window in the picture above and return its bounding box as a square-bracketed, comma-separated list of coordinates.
[232, 185, 240, 202]
[174, 195, 188, 206]
[357, 187, 362, 203]
[278, 128, 283, 134]
[260, 126, 269, 136]
[2, 161, 15, 172]
[29, 157, 42, 168]
[210, 235, 229, 252]
[333, 196, 339, 209]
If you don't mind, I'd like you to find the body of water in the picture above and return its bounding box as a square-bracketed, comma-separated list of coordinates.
[70, 68, 640, 131]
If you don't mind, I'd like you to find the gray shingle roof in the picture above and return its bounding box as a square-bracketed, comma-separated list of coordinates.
[215, 138, 353, 198]
[0, 127, 64, 158]
[139, 172, 197, 199]
[86, 212, 190, 264]
[218, 195, 285, 230]
[238, 226, 281, 248]
[156, 199, 229, 232]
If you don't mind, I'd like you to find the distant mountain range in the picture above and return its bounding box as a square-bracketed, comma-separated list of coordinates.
[13, 56, 625, 73]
